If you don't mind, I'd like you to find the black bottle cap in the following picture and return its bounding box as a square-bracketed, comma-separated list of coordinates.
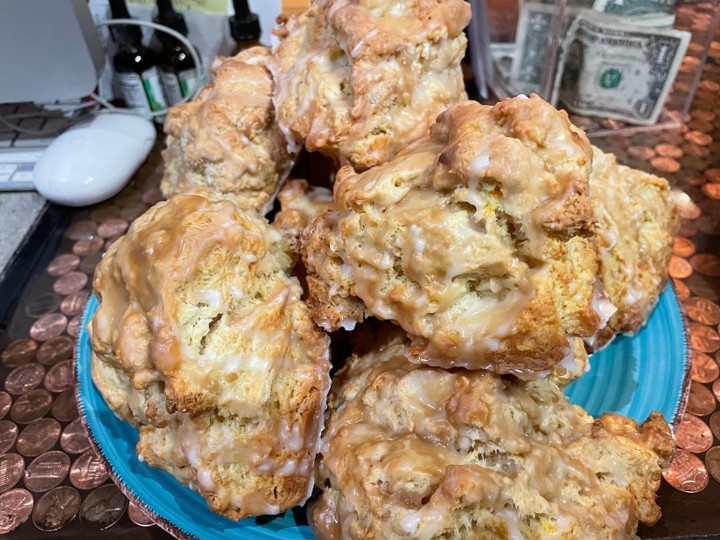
[154, 0, 188, 36]
[229, 0, 261, 42]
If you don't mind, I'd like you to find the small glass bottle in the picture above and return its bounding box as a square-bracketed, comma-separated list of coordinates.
[154, 0, 198, 106]
[229, 0, 262, 55]
[109, 0, 167, 114]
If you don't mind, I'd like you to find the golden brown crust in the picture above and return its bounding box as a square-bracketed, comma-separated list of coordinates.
[272, 179, 333, 255]
[588, 147, 679, 350]
[270, 0, 471, 171]
[89, 189, 331, 519]
[302, 96, 603, 375]
[310, 330, 674, 539]
[161, 47, 297, 212]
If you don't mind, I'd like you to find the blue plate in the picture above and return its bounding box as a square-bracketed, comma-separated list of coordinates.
[76, 284, 689, 540]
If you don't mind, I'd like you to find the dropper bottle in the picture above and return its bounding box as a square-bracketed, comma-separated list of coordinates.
[154, 0, 198, 106]
[109, 0, 167, 113]
[229, 0, 262, 55]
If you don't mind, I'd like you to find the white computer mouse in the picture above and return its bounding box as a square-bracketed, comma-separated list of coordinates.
[33, 113, 156, 207]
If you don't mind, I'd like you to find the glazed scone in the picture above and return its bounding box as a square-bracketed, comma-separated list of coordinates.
[89, 190, 331, 519]
[302, 96, 607, 375]
[270, 0, 471, 171]
[161, 47, 296, 213]
[273, 179, 333, 254]
[589, 147, 679, 350]
[310, 331, 674, 540]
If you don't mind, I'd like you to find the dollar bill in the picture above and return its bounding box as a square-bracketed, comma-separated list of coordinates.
[550, 13, 690, 124]
[510, 1, 674, 96]
[593, 0, 676, 15]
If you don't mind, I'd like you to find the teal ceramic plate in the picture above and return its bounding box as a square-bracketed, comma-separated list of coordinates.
[76, 284, 689, 540]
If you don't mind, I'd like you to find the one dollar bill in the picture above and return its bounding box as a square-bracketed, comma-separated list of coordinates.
[551, 13, 689, 125]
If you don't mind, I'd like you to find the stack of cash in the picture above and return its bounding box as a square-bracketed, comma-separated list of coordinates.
[504, 0, 689, 125]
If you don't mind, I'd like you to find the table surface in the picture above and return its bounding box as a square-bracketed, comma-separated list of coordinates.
[2, 23, 720, 540]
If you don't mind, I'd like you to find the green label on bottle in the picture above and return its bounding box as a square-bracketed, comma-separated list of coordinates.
[141, 67, 167, 112]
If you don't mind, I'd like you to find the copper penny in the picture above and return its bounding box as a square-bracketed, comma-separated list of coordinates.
[32, 485, 81, 532]
[104, 237, 121, 250]
[142, 187, 163, 205]
[673, 237, 696, 257]
[0, 453, 23, 493]
[696, 215, 720, 236]
[691, 253, 720, 277]
[1, 339, 38, 367]
[655, 143, 683, 159]
[0, 488, 33, 534]
[713, 379, 720, 403]
[705, 168, 720, 183]
[127, 500, 154, 527]
[16, 418, 61, 457]
[710, 411, 720, 441]
[0, 393, 10, 420]
[684, 297, 720, 326]
[688, 323, 720, 353]
[627, 146, 655, 160]
[120, 203, 147, 221]
[60, 290, 89, 317]
[669, 256, 693, 279]
[79, 252, 102, 274]
[686, 274, 720, 302]
[675, 414, 714, 453]
[53, 271, 88, 296]
[46, 254, 80, 277]
[691, 350, 720, 383]
[10, 389, 53, 424]
[659, 131, 683, 145]
[675, 192, 702, 220]
[24, 451, 70, 492]
[66, 316, 82, 338]
[677, 220, 699, 238]
[688, 119, 714, 133]
[36, 336, 74, 366]
[672, 279, 691, 300]
[72, 237, 104, 257]
[66, 220, 98, 241]
[0, 421, 17, 455]
[703, 183, 720, 200]
[24, 292, 61, 319]
[650, 156, 680, 173]
[685, 130, 713, 146]
[60, 418, 91, 454]
[5, 363, 45, 395]
[97, 218, 129, 239]
[705, 447, 720, 484]
[683, 144, 711, 159]
[44, 360, 74, 393]
[699, 79, 720, 92]
[692, 109, 716, 122]
[51, 390, 78, 422]
[90, 205, 120, 222]
[686, 381, 717, 417]
[80, 483, 127, 529]
[29, 313, 67, 342]
[662, 449, 709, 493]
[70, 450, 108, 490]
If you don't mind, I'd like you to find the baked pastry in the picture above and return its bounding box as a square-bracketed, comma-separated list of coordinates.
[270, 0, 471, 171]
[161, 47, 296, 213]
[310, 330, 674, 540]
[89, 189, 331, 519]
[302, 95, 609, 375]
[273, 179, 333, 254]
[589, 147, 679, 350]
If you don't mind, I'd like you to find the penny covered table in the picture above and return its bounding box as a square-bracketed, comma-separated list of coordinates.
[1, 25, 720, 540]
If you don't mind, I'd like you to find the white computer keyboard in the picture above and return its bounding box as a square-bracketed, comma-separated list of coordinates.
[0, 103, 79, 191]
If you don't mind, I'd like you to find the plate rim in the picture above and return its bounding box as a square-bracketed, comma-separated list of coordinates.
[75, 282, 692, 538]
